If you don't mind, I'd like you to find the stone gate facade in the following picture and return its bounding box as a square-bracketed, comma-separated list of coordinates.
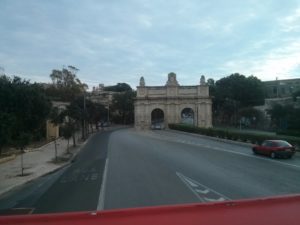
[134, 72, 212, 129]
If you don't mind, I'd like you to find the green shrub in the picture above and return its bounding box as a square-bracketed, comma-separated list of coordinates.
[277, 130, 300, 137]
[168, 123, 300, 149]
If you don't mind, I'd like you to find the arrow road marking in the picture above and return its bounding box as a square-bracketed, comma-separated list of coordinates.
[195, 188, 210, 194]
[204, 197, 225, 202]
[176, 172, 230, 203]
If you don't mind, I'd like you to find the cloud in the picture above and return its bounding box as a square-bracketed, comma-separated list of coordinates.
[221, 39, 300, 80]
[279, 7, 300, 32]
[1, 0, 300, 88]
[137, 14, 153, 28]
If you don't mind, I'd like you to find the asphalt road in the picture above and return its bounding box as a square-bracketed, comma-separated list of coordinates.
[103, 129, 300, 210]
[1, 128, 300, 214]
[0, 130, 112, 214]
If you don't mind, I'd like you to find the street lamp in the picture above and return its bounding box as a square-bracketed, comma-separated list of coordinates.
[20, 148, 25, 176]
[82, 92, 86, 140]
[106, 104, 110, 124]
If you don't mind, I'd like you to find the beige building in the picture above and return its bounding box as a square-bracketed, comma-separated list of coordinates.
[264, 78, 300, 98]
[134, 73, 212, 130]
[46, 101, 70, 140]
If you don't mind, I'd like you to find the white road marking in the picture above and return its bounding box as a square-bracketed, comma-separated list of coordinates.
[209, 146, 300, 169]
[97, 158, 109, 210]
[91, 173, 98, 181]
[185, 179, 198, 187]
[204, 197, 226, 202]
[176, 172, 230, 203]
[195, 188, 210, 194]
[176, 172, 204, 202]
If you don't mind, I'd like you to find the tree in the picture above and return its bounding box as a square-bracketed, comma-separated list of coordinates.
[292, 89, 300, 101]
[0, 75, 51, 153]
[60, 122, 74, 153]
[86, 102, 106, 131]
[215, 73, 264, 107]
[46, 66, 88, 101]
[207, 78, 215, 86]
[49, 107, 65, 125]
[65, 96, 106, 139]
[64, 97, 84, 141]
[212, 73, 265, 126]
[267, 104, 297, 130]
[104, 83, 132, 92]
[111, 90, 136, 124]
[238, 107, 265, 128]
[15, 132, 31, 176]
[0, 113, 15, 155]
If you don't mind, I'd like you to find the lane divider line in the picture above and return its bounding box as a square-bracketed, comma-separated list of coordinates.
[97, 158, 109, 210]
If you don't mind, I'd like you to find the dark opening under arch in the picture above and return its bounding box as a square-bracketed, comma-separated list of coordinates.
[151, 108, 165, 129]
[181, 108, 194, 125]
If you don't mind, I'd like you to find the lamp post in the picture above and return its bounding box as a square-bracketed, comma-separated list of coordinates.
[83, 92, 86, 140]
[20, 148, 25, 176]
[107, 104, 110, 123]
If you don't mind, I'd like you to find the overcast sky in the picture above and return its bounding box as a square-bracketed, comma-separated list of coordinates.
[1, 0, 300, 89]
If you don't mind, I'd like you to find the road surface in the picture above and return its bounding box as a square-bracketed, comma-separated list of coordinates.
[1, 128, 300, 214]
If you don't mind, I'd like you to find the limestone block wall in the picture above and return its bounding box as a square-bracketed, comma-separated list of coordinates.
[134, 74, 212, 130]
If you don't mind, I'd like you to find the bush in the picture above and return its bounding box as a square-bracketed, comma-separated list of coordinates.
[277, 130, 300, 137]
[168, 123, 300, 149]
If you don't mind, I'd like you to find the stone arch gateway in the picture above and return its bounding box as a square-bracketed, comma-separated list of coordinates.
[134, 73, 212, 130]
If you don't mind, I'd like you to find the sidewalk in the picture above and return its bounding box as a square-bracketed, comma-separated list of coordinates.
[0, 134, 84, 197]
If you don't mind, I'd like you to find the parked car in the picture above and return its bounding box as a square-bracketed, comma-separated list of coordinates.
[151, 122, 165, 130]
[96, 121, 111, 129]
[252, 140, 295, 159]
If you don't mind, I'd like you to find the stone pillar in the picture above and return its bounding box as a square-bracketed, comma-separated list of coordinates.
[206, 102, 212, 127]
[197, 103, 206, 127]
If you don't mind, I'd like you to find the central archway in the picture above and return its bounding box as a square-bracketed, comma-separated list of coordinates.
[151, 108, 164, 129]
[181, 108, 194, 125]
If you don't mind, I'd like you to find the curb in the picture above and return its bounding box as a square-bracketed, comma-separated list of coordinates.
[0, 163, 71, 197]
[0, 154, 16, 164]
[0, 136, 88, 198]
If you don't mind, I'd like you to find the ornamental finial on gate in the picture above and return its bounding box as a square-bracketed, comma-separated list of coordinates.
[166, 72, 179, 86]
[200, 75, 206, 85]
[139, 76, 145, 86]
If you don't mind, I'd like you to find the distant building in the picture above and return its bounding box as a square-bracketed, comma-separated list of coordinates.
[88, 84, 114, 106]
[263, 78, 300, 98]
[254, 78, 300, 127]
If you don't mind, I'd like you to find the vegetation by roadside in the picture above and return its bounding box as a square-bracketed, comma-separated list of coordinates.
[1, 65, 135, 157]
[168, 124, 300, 150]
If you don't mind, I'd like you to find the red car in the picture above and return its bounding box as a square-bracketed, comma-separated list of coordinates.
[252, 140, 295, 159]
